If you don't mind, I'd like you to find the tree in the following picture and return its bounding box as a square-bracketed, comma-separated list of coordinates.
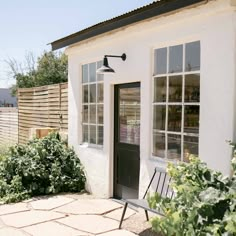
[36, 51, 68, 86]
[6, 51, 68, 95]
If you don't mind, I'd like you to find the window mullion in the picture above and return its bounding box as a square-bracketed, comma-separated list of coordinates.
[180, 44, 186, 161]
[181, 79, 185, 162]
[182, 46, 185, 161]
[88, 65, 90, 143]
[165, 47, 169, 160]
[96, 81, 98, 144]
[152, 75, 154, 156]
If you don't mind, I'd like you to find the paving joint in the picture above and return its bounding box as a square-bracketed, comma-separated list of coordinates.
[0, 195, 144, 236]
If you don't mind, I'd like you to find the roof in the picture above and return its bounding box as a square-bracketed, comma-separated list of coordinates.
[50, 0, 205, 50]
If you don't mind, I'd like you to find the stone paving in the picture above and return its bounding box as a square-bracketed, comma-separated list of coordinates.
[0, 194, 139, 236]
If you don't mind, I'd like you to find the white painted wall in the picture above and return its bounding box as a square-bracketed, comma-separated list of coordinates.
[233, 9, 236, 149]
[67, 0, 236, 197]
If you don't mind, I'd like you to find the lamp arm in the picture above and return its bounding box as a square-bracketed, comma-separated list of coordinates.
[105, 53, 126, 61]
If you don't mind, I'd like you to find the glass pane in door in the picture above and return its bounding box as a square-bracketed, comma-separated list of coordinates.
[119, 87, 140, 145]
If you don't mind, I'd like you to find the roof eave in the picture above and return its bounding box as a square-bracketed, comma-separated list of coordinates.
[50, 0, 206, 50]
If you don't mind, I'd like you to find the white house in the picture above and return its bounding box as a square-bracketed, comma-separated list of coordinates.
[50, 0, 236, 198]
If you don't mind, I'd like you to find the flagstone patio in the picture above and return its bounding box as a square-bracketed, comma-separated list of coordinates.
[0, 194, 157, 236]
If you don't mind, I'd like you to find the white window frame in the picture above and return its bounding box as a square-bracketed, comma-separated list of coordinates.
[151, 41, 200, 162]
[81, 61, 104, 148]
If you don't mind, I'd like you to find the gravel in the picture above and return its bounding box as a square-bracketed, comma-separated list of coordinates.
[122, 208, 162, 236]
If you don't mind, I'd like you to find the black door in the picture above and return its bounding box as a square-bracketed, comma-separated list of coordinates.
[114, 82, 140, 199]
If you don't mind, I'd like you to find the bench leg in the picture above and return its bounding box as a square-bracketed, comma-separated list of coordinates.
[145, 210, 149, 221]
[119, 202, 128, 229]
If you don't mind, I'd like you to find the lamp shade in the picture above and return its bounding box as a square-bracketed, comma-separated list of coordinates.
[96, 57, 115, 74]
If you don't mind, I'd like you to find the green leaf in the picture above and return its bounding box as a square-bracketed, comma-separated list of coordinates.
[0, 132, 86, 203]
[199, 187, 221, 204]
[148, 156, 236, 235]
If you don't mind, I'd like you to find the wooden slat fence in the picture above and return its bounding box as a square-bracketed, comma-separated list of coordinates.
[18, 83, 68, 144]
[0, 107, 18, 147]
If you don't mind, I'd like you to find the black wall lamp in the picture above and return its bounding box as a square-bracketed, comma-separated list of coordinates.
[96, 53, 126, 74]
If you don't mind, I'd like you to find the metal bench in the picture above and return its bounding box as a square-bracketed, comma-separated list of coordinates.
[119, 167, 174, 229]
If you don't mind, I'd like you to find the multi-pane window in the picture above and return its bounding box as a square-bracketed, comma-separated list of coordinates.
[82, 61, 104, 146]
[152, 41, 200, 162]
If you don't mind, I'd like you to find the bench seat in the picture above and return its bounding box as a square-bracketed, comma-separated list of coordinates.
[125, 199, 165, 216]
[119, 167, 173, 229]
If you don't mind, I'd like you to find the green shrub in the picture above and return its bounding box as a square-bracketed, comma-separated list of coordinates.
[0, 146, 9, 162]
[148, 156, 236, 235]
[0, 133, 86, 203]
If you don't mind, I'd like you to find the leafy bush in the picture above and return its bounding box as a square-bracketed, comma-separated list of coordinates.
[0, 146, 9, 162]
[0, 133, 86, 203]
[148, 156, 236, 235]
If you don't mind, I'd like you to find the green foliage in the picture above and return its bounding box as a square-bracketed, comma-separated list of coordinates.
[148, 156, 236, 235]
[0, 133, 86, 204]
[7, 51, 67, 95]
[0, 146, 9, 162]
[35, 52, 68, 86]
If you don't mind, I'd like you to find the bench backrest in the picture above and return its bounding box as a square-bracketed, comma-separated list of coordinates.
[143, 167, 174, 199]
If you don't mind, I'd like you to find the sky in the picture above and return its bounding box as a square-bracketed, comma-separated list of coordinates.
[0, 0, 154, 88]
